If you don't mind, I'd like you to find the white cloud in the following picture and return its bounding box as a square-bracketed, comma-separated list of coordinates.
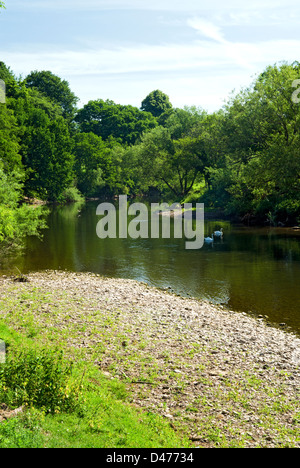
[187, 18, 226, 43]
[228, 11, 263, 25]
[1, 40, 253, 78]
[3, 0, 300, 112]
[2, 34, 300, 112]
[187, 18, 255, 71]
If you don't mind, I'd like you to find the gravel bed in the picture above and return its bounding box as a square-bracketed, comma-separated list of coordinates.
[1, 270, 300, 447]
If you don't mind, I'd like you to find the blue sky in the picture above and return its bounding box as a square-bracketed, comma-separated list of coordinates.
[1, 0, 300, 112]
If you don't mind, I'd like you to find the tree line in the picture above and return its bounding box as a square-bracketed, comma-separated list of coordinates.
[0, 59, 300, 244]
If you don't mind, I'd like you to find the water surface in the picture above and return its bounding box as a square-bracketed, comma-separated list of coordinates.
[2, 201, 300, 335]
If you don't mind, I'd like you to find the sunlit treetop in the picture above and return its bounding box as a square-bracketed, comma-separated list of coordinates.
[141, 90, 173, 118]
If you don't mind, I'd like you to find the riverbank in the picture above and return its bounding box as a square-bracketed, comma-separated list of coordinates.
[1, 270, 300, 448]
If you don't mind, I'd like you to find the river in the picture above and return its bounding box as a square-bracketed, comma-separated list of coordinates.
[1, 200, 300, 335]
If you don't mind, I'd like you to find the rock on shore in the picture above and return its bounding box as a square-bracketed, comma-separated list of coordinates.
[1, 270, 300, 447]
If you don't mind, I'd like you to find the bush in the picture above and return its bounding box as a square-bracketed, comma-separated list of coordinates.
[0, 348, 82, 414]
[57, 186, 85, 204]
[0, 165, 46, 244]
[274, 199, 300, 225]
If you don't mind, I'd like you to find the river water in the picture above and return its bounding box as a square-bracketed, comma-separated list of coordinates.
[1, 201, 300, 334]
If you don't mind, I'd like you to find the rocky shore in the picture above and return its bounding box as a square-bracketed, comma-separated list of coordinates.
[1, 270, 300, 447]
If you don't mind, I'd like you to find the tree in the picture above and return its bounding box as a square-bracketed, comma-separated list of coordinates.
[141, 90, 172, 117]
[136, 126, 203, 199]
[23, 109, 74, 201]
[0, 62, 13, 83]
[0, 62, 20, 99]
[0, 162, 46, 245]
[75, 99, 157, 145]
[203, 62, 300, 224]
[163, 106, 207, 139]
[73, 133, 109, 196]
[0, 103, 22, 174]
[25, 70, 78, 120]
[0, 59, 47, 244]
[1, 80, 76, 202]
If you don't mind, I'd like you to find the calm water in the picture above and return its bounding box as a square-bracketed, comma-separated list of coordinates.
[1, 201, 300, 334]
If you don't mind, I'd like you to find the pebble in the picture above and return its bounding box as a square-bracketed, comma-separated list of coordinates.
[1, 270, 300, 448]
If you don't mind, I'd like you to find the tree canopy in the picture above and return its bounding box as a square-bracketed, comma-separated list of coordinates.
[0, 60, 300, 247]
[200, 62, 300, 224]
[141, 90, 173, 117]
[75, 99, 158, 145]
[25, 70, 79, 120]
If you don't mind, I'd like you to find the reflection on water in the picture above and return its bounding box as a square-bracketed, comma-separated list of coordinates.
[2, 201, 300, 334]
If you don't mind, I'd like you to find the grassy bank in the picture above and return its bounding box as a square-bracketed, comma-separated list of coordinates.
[0, 323, 190, 448]
[0, 271, 300, 448]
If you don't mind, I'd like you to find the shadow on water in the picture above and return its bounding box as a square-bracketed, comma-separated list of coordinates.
[2, 201, 300, 335]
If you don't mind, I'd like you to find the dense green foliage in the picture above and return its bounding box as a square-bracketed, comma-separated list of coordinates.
[141, 89, 173, 117]
[202, 62, 300, 225]
[0, 67, 46, 245]
[0, 348, 81, 414]
[0, 59, 299, 246]
[0, 322, 190, 448]
[25, 70, 78, 121]
[75, 99, 158, 145]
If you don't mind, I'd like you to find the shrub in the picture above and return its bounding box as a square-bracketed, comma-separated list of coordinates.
[58, 186, 85, 204]
[0, 348, 82, 414]
[0, 165, 46, 244]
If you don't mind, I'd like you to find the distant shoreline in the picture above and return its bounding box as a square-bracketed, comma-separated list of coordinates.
[21, 197, 300, 229]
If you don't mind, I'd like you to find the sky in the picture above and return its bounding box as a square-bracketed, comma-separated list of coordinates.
[0, 0, 300, 112]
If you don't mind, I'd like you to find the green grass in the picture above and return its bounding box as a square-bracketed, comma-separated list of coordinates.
[1, 279, 300, 448]
[0, 323, 190, 448]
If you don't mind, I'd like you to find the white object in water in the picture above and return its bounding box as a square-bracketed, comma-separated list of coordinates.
[204, 234, 214, 243]
[214, 228, 224, 237]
